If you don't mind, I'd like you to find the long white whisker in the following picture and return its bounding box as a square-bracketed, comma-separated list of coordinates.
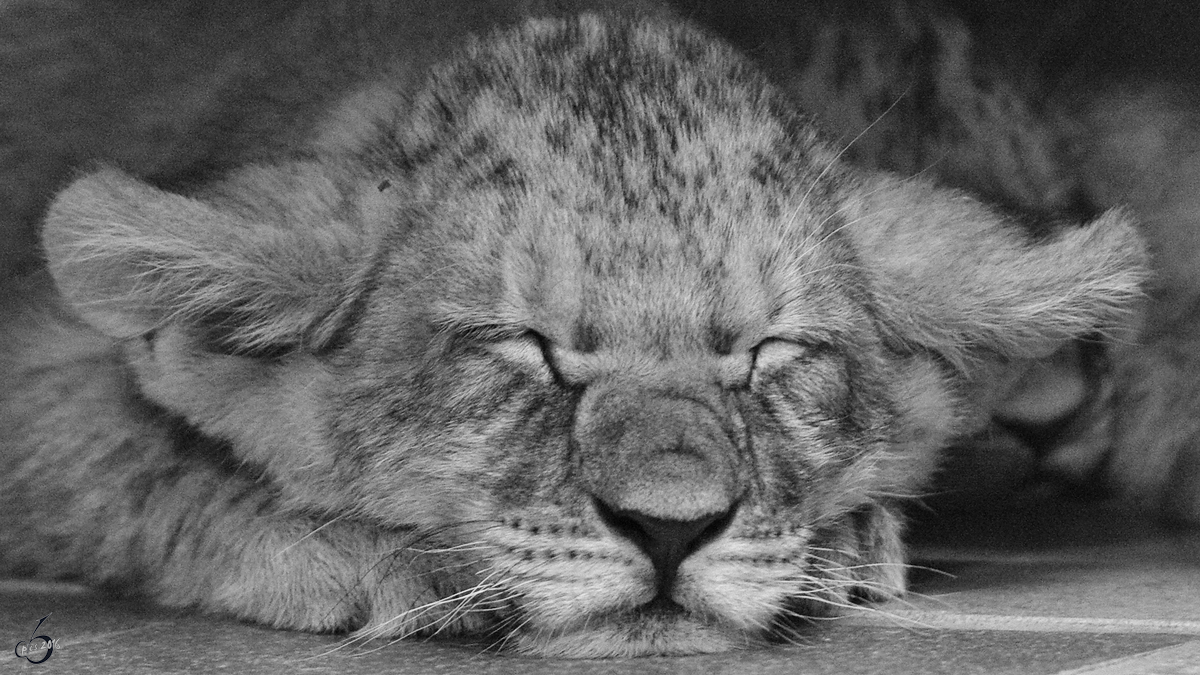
[799, 85, 912, 209]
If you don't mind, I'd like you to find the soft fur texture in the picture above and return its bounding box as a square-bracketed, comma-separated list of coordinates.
[0, 0, 1164, 658]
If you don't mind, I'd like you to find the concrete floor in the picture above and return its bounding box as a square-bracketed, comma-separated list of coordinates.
[4, 498, 1199, 674]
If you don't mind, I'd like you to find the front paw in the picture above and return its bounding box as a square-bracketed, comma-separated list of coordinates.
[185, 516, 485, 639]
[790, 503, 907, 616]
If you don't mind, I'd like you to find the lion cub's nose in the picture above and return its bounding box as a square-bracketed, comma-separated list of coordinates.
[594, 498, 736, 589]
[575, 381, 745, 585]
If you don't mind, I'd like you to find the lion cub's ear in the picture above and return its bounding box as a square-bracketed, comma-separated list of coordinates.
[844, 174, 1148, 369]
[42, 165, 374, 355]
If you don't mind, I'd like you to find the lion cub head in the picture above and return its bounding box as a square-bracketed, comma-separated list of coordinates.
[41, 15, 1144, 657]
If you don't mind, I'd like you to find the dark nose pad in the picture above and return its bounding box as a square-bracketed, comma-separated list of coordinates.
[594, 498, 737, 594]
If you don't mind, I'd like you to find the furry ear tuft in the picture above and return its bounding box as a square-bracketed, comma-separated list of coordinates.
[846, 175, 1149, 369]
[42, 165, 373, 353]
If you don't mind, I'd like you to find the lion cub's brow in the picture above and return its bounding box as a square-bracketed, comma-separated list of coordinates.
[365, 12, 869, 365]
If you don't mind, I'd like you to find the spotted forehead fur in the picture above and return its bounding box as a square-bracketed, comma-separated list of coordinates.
[372, 14, 875, 357]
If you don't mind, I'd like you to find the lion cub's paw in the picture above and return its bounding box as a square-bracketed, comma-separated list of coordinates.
[185, 518, 480, 639]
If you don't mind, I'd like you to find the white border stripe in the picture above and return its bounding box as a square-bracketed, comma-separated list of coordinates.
[845, 611, 1200, 635]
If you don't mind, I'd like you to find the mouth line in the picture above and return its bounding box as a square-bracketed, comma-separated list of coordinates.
[498, 599, 772, 657]
[634, 594, 689, 617]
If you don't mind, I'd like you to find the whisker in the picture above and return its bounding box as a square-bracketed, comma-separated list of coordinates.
[799, 85, 913, 209]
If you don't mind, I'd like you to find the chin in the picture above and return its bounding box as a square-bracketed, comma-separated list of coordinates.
[509, 604, 764, 658]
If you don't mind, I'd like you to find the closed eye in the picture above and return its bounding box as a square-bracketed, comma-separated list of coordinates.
[481, 328, 561, 384]
[749, 337, 848, 396]
[751, 338, 826, 371]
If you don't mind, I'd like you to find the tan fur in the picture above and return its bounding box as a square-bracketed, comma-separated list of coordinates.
[0, 0, 1151, 658]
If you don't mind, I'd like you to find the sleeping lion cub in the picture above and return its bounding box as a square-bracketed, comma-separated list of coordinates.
[0, 0, 1153, 658]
